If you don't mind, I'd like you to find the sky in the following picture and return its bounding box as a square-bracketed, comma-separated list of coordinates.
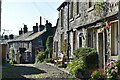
[1, 0, 64, 35]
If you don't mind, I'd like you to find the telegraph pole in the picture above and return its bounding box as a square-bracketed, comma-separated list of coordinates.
[0, 0, 1, 41]
[118, 1, 120, 58]
[0, 1, 2, 80]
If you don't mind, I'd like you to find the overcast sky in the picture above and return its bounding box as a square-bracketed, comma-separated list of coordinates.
[1, 0, 63, 35]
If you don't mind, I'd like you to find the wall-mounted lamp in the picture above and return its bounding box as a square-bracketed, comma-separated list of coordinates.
[79, 33, 85, 40]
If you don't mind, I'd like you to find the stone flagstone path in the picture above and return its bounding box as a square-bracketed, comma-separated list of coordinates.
[2, 63, 71, 79]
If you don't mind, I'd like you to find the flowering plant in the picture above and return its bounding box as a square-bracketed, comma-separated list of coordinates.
[105, 61, 118, 79]
[97, 23, 112, 33]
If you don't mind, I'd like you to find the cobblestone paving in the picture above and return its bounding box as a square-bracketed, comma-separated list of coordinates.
[2, 63, 71, 79]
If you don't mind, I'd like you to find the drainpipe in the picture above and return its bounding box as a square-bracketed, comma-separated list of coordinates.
[67, 1, 70, 61]
[118, 1, 120, 59]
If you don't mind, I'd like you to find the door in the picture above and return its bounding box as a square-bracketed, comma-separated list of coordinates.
[98, 33, 104, 68]
[111, 22, 118, 56]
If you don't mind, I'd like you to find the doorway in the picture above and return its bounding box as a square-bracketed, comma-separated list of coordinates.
[98, 33, 104, 68]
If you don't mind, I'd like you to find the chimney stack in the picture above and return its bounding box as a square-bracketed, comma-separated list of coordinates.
[46, 22, 52, 31]
[40, 16, 42, 26]
[33, 23, 38, 33]
[46, 20, 48, 24]
[19, 28, 23, 35]
[4, 35, 8, 40]
[9, 34, 14, 39]
[23, 25, 28, 33]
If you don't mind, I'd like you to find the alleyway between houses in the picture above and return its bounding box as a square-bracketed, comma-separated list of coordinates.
[2, 63, 70, 79]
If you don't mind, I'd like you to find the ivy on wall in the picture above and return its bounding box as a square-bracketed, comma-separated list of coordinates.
[94, 0, 108, 18]
[46, 36, 53, 52]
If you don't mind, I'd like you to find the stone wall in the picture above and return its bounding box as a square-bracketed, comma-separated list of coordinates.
[53, 0, 119, 61]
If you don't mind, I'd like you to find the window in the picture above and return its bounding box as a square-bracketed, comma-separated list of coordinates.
[70, 2, 73, 18]
[56, 42, 58, 57]
[79, 33, 82, 47]
[89, 0, 92, 8]
[39, 40, 42, 47]
[27, 43, 29, 48]
[60, 34, 64, 51]
[111, 22, 118, 56]
[54, 42, 56, 52]
[61, 8, 64, 28]
[54, 41, 58, 57]
[73, 31, 76, 50]
[88, 29, 93, 48]
[76, 1, 79, 15]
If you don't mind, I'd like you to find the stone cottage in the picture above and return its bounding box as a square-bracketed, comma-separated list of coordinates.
[53, 0, 120, 69]
[7, 16, 56, 63]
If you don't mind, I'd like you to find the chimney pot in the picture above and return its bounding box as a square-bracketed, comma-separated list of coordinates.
[36, 23, 38, 26]
[46, 20, 48, 24]
[40, 16, 42, 26]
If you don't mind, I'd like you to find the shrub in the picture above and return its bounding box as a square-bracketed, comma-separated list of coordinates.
[7, 58, 17, 64]
[115, 60, 120, 75]
[91, 69, 107, 79]
[105, 61, 119, 79]
[73, 47, 98, 69]
[44, 58, 54, 63]
[2, 58, 7, 65]
[91, 70, 101, 79]
[67, 47, 98, 78]
[67, 58, 86, 78]
[36, 51, 46, 63]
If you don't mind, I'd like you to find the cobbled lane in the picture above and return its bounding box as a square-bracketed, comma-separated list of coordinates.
[2, 63, 71, 79]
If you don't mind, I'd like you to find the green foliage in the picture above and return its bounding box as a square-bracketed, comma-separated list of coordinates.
[67, 58, 86, 77]
[36, 36, 53, 63]
[73, 47, 97, 57]
[46, 36, 53, 51]
[2, 58, 7, 65]
[45, 36, 53, 58]
[115, 60, 120, 74]
[7, 58, 17, 64]
[67, 47, 98, 78]
[44, 58, 54, 63]
[105, 61, 119, 79]
[36, 51, 46, 63]
[73, 47, 98, 68]
[94, 0, 107, 18]
[91, 70, 101, 79]
[16, 53, 22, 63]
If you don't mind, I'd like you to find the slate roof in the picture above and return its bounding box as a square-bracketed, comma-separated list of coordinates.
[57, 0, 68, 11]
[8, 29, 46, 42]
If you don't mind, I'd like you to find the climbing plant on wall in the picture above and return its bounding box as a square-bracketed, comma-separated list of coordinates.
[94, 0, 108, 18]
[94, 0, 112, 32]
[46, 36, 53, 51]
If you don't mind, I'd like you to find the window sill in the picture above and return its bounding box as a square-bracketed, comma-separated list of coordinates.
[75, 13, 81, 19]
[87, 6, 94, 12]
[69, 18, 74, 22]
[61, 27, 63, 30]
[111, 56, 118, 60]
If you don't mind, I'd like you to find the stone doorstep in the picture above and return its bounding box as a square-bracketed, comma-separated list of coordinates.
[46, 63, 70, 75]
